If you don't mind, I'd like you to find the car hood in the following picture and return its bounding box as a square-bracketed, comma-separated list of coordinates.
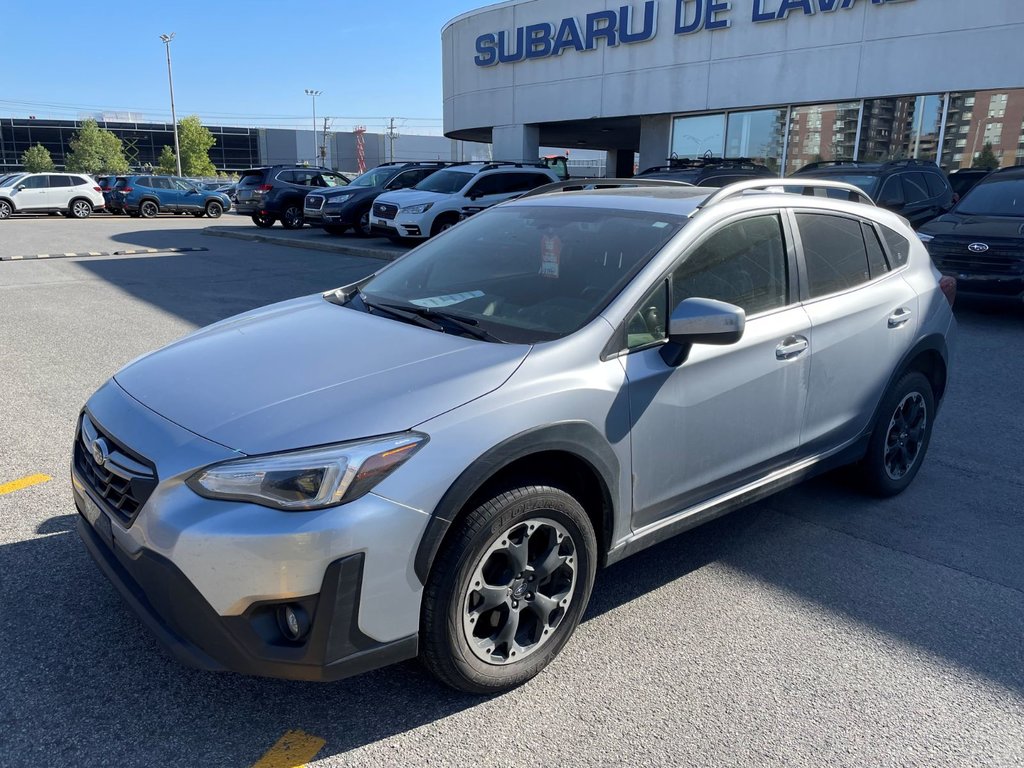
[114, 294, 529, 455]
[318, 186, 371, 201]
[919, 212, 1024, 239]
[375, 189, 453, 208]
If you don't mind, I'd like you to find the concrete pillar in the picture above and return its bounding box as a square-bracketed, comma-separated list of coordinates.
[605, 149, 636, 178]
[492, 124, 540, 164]
[638, 115, 673, 174]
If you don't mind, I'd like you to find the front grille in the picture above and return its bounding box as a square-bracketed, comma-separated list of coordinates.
[305, 195, 325, 211]
[74, 413, 157, 527]
[929, 240, 1024, 276]
[374, 202, 398, 220]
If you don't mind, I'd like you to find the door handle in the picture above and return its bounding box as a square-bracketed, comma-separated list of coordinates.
[888, 308, 913, 328]
[776, 336, 808, 360]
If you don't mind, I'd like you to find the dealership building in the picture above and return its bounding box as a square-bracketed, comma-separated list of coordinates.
[442, 0, 1024, 176]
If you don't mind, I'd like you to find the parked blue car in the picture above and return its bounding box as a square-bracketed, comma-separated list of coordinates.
[110, 175, 231, 218]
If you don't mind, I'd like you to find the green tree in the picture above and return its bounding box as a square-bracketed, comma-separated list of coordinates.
[156, 146, 178, 176]
[65, 119, 130, 175]
[177, 115, 217, 177]
[973, 142, 1000, 170]
[21, 143, 54, 172]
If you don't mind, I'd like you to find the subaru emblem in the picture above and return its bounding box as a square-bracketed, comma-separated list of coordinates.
[968, 243, 990, 253]
[91, 438, 109, 468]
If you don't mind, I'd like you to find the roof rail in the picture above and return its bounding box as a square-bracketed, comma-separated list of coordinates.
[377, 160, 458, 167]
[880, 158, 938, 169]
[518, 177, 696, 199]
[450, 160, 547, 169]
[697, 179, 876, 211]
[794, 159, 865, 172]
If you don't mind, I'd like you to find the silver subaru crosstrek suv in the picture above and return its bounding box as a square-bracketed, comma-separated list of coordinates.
[74, 179, 956, 693]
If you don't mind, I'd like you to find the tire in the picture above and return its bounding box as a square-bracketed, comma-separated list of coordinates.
[205, 201, 223, 218]
[0, 200, 12, 219]
[324, 225, 349, 236]
[420, 485, 597, 694]
[139, 200, 159, 218]
[430, 214, 459, 238]
[252, 213, 275, 228]
[858, 371, 935, 497]
[281, 204, 304, 229]
[354, 209, 373, 237]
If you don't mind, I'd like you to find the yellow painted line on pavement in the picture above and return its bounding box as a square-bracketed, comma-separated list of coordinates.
[0, 474, 52, 496]
[252, 730, 326, 768]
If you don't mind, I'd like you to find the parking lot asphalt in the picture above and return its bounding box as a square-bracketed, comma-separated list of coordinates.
[1, 218, 1022, 767]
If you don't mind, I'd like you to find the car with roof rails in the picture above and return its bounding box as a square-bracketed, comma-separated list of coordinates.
[74, 177, 955, 695]
[637, 156, 777, 187]
[919, 164, 1024, 303]
[369, 161, 560, 242]
[110, 176, 231, 218]
[790, 159, 954, 229]
[234, 165, 350, 229]
[305, 162, 453, 237]
[946, 168, 992, 203]
[0, 172, 104, 219]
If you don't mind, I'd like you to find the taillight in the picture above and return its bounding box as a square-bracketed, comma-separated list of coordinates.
[93, 186, 102, 192]
[939, 276, 957, 307]
[257, 184, 273, 192]
[120, 187, 133, 193]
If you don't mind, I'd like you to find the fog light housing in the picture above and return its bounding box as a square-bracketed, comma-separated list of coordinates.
[276, 604, 311, 642]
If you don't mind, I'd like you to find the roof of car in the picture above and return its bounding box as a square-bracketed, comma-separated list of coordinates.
[990, 164, 1024, 178]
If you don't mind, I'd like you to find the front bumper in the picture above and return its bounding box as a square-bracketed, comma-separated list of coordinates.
[304, 206, 356, 227]
[938, 270, 1024, 301]
[369, 212, 428, 239]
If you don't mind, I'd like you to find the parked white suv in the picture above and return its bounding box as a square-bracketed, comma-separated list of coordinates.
[370, 162, 560, 241]
[0, 172, 105, 219]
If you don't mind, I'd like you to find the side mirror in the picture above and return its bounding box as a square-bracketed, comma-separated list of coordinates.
[466, 190, 482, 201]
[16, 184, 26, 191]
[660, 297, 746, 367]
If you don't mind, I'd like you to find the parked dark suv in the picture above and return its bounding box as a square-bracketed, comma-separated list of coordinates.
[790, 159, 954, 229]
[637, 156, 777, 187]
[918, 165, 1024, 302]
[234, 166, 349, 229]
[304, 162, 450, 237]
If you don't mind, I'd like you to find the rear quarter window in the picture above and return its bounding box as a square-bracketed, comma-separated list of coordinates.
[881, 226, 911, 268]
[924, 172, 948, 198]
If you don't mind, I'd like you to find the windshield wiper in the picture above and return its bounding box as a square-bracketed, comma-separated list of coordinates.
[376, 302, 506, 343]
[362, 298, 446, 332]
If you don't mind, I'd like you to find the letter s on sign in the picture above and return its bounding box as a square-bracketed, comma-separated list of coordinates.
[475, 33, 498, 66]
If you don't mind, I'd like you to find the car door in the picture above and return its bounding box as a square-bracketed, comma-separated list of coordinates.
[622, 211, 812, 529]
[45, 174, 76, 209]
[462, 173, 513, 210]
[14, 175, 51, 210]
[792, 210, 919, 455]
[173, 178, 201, 211]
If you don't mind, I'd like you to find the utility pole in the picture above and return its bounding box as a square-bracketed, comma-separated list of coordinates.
[159, 33, 182, 177]
[321, 117, 331, 167]
[385, 117, 400, 163]
[305, 89, 322, 165]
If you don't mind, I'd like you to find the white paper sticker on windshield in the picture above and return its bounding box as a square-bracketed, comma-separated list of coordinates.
[540, 233, 562, 278]
[652, 222, 669, 228]
[410, 291, 484, 308]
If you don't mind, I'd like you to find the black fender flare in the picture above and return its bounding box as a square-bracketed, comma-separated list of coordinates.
[867, 332, 950, 435]
[413, 421, 620, 585]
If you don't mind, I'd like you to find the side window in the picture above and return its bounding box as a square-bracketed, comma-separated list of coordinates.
[902, 173, 930, 204]
[389, 170, 422, 189]
[46, 175, 70, 187]
[466, 174, 507, 197]
[924, 172, 948, 199]
[797, 213, 871, 298]
[515, 173, 554, 192]
[881, 225, 911, 268]
[277, 170, 298, 185]
[21, 175, 48, 189]
[173, 179, 193, 191]
[153, 177, 173, 190]
[673, 214, 789, 316]
[877, 177, 905, 207]
[862, 222, 890, 279]
[627, 280, 669, 350]
[321, 173, 346, 187]
[72, 176, 90, 187]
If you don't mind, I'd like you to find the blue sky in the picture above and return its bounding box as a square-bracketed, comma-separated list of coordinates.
[1, 0, 489, 135]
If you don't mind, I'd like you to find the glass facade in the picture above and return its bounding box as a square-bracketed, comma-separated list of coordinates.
[670, 87, 1024, 176]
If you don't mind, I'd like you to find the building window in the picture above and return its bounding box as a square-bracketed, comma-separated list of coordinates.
[724, 108, 788, 173]
[859, 95, 942, 164]
[988, 93, 1008, 119]
[984, 123, 1004, 145]
[670, 114, 726, 160]
[785, 101, 860, 174]
[941, 88, 1024, 170]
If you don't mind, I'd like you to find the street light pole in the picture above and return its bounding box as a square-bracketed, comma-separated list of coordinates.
[159, 33, 182, 177]
[305, 89, 322, 165]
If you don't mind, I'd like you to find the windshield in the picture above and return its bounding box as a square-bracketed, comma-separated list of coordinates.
[955, 178, 1024, 216]
[349, 167, 395, 188]
[415, 169, 474, 194]
[0, 173, 24, 188]
[359, 205, 685, 344]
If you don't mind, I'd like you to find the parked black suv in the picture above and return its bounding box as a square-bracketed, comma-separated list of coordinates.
[636, 156, 776, 187]
[234, 166, 349, 229]
[918, 165, 1024, 302]
[947, 168, 992, 202]
[790, 159, 954, 229]
[304, 162, 450, 236]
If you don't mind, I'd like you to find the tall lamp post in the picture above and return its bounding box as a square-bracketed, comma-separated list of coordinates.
[159, 33, 183, 177]
[305, 89, 322, 165]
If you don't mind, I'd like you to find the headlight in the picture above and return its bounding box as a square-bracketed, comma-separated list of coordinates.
[917, 233, 934, 243]
[400, 203, 433, 214]
[186, 432, 428, 511]
[325, 194, 353, 206]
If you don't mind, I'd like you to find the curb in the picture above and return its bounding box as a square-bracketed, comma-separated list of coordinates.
[203, 228, 403, 262]
[1, 247, 208, 262]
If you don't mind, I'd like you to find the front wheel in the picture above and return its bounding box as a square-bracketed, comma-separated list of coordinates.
[420, 485, 597, 694]
[354, 209, 373, 237]
[858, 371, 935, 497]
[281, 204, 304, 229]
[252, 213, 275, 228]
[0, 200, 12, 219]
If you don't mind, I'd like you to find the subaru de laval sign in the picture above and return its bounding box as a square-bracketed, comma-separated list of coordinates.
[474, 0, 916, 66]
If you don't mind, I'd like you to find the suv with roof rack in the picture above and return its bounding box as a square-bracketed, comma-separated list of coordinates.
[637, 157, 777, 187]
[75, 177, 955, 695]
[234, 165, 350, 229]
[369, 161, 560, 242]
[305, 162, 453, 237]
[790, 159, 954, 229]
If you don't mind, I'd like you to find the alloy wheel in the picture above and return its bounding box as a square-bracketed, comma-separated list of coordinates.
[72, 200, 91, 218]
[0, 201, 11, 219]
[883, 391, 927, 481]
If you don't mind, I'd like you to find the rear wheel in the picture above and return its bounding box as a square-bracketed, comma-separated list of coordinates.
[139, 200, 159, 218]
[420, 485, 597, 694]
[281, 204, 304, 229]
[858, 371, 935, 497]
[0, 200, 12, 219]
[205, 201, 223, 218]
[69, 200, 93, 219]
[252, 213, 275, 228]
